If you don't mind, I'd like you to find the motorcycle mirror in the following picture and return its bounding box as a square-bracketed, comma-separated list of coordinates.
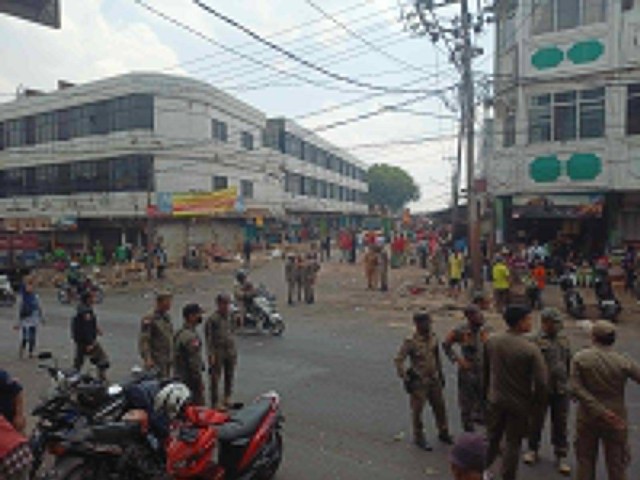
[107, 384, 123, 396]
[38, 352, 53, 360]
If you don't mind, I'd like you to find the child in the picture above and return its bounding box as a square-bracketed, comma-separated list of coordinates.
[15, 279, 44, 359]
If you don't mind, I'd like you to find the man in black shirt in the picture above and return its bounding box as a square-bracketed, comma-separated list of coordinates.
[71, 291, 109, 380]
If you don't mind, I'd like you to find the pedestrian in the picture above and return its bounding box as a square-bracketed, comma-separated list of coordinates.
[293, 255, 305, 303]
[205, 294, 237, 409]
[448, 249, 464, 299]
[363, 245, 379, 290]
[174, 303, 206, 406]
[491, 255, 510, 313]
[71, 290, 109, 381]
[529, 259, 546, 310]
[443, 305, 490, 432]
[571, 320, 640, 480]
[394, 310, 453, 451]
[243, 238, 252, 267]
[349, 229, 357, 264]
[15, 278, 44, 359]
[303, 253, 320, 304]
[378, 245, 389, 292]
[484, 304, 547, 480]
[449, 433, 487, 480]
[523, 308, 571, 475]
[622, 245, 636, 293]
[0, 369, 31, 480]
[154, 243, 167, 279]
[139, 290, 174, 378]
[284, 254, 296, 305]
[322, 234, 331, 261]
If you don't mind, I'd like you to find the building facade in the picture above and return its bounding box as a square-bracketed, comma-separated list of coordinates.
[0, 73, 369, 260]
[490, 0, 640, 252]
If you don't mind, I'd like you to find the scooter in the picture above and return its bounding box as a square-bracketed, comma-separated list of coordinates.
[166, 391, 284, 480]
[235, 285, 285, 336]
[559, 274, 586, 319]
[58, 277, 104, 305]
[0, 274, 16, 307]
[593, 268, 622, 322]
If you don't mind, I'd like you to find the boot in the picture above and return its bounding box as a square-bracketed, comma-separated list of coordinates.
[414, 437, 433, 451]
[556, 456, 571, 476]
[522, 450, 539, 465]
[438, 431, 454, 445]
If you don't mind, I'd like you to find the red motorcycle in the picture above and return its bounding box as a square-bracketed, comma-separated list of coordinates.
[166, 391, 283, 480]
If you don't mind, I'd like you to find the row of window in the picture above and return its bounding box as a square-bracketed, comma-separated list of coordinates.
[0, 95, 154, 150]
[211, 175, 254, 199]
[284, 172, 367, 204]
[503, 84, 640, 147]
[211, 118, 255, 151]
[0, 155, 153, 198]
[532, 0, 607, 36]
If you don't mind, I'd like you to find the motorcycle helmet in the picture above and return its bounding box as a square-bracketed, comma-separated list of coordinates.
[154, 382, 191, 419]
[236, 269, 247, 283]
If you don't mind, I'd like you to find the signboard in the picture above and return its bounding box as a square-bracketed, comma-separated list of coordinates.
[150, 188, 239, 218]
[0, 0, 61, 28]
[512, 194, 605, 219]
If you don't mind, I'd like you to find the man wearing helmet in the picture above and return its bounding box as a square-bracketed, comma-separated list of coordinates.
[205, 294, 237, 408]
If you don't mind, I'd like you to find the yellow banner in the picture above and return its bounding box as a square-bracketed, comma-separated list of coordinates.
[172, 188, 238, 217]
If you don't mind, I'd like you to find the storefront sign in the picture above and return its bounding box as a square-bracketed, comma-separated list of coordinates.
[512, 194, 604, 219]
[171, 188, 238, 217]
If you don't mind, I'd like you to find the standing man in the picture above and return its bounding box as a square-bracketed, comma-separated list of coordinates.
[378, 245, 390, 292]
[303, 253, 320, 304]
[363, 245, 379, 290]
[174, 303, 206, 406]
[484, 305, 547, 480]
[523, 308, 571, 475]
[205, 294, 238, 408]
[394, 310, 453, 450]
[571, 320, 640, 480]
[139, 291, 174, 378]
[71, 290, 109, 381]
[448, 249, 464, 299]
[294, 255, 305, 304]
[442, 305, 490, 432]
[491, 255, 511, 313]
[284, 254, 296, 305]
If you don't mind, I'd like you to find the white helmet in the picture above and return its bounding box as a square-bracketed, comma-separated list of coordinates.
[154, 382, 191, 418]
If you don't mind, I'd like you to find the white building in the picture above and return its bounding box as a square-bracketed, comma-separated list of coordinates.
[490, 0, 640, 252]
[0, 73, 368, 260]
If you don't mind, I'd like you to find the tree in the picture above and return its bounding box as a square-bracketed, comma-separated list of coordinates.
[367, 163, 420, 212]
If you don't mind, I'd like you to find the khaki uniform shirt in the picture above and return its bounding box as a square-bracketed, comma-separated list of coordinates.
[395, 331, 444, 384]
[571, 345, 640, 421]
[533, 331, 571, 395]
[484, 330, 547, 412]
[174, 325, 204, 389]
[138, 310, 174, 371]
[204, 311, 237, 360]
[443, 324, 490, 370]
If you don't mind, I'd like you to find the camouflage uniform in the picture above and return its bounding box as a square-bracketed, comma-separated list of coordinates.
[174, 324, 205, 405]
[204, 311, 237, 407]
[571, 321, 640, 480]
[295, 256, 305, 302]
[395, 331, 450, 444]
[303, 254, 320, 304]
[443, 323, 490, 431]
[138, 310, 174, 378]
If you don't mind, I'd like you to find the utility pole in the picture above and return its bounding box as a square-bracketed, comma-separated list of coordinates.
[403, 0, 489, 291]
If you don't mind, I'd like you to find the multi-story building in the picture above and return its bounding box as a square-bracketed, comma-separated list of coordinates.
[489, 0, 640, 252]
[0, 73, 368, 260]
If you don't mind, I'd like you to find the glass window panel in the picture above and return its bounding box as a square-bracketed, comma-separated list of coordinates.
[627, 84, 640, 135]
[554, 105, 577, 141]
[557, 0, 580, 30]
[584, 0, 607, 24]
[240, 180, 254, 199]
[532, 0, 554, 34]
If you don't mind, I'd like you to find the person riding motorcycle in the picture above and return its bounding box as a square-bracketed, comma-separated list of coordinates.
[234, 270, 256, 323]
[67, 262, 87, 296]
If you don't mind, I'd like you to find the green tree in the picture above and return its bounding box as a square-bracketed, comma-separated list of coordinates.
[367, 163, 420, 212]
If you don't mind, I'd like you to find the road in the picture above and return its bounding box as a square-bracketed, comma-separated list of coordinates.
[1, 258, 640, 479]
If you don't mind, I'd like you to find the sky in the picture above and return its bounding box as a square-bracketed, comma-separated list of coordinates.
[0, 0, 493, 212]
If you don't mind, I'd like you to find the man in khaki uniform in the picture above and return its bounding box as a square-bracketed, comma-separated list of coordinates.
[523, 308, 571, 475]
[395, 310, 453, 450]
[571, 320, 640, 480]
[174, 303, 205, 406]
[294, 255, 305, 302]
[205, 294, 237, 408]
[363, 246, 379, 290]
[484, 304, 547, 480]
[303, 253, 320, 304]
[442, 305, 490, 432]
[284, 255, 296, 305]
[138, 291, 174, 378]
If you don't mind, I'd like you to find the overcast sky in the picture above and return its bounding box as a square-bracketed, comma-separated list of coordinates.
[0, 0, 493, 212]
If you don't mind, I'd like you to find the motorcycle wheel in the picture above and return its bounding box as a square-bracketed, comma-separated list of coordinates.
[256, 431, 283, 480]
[93, 287, 104, 304]
[57, 289, 70, 305]
[270, 319, 285, 337]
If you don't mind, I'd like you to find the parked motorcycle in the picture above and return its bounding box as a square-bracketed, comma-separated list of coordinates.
[594, 267, 622, 322]
[559, 273, 586, 319]
[57, 278, 104, 305]
[234, 285, 285, 336]
[163, 387, 284, 480]
[0, 274, 16, 306]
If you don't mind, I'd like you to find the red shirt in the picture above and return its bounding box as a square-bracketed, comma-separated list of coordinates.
[532, 266, 546, 289]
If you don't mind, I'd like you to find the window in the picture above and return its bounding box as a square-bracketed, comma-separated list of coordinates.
[212, 176, 228, 191]
[319, 180, 328, 198]
[56, 109, 71, 141]
[529, 87, 604, 143]
[212, 119, 228, 142]
[36, 113, 56, 144]
[241, 132, 254, 150]
[5, 119, 25, 148]
[503, 112, 516, 147]
[627, 84, 640, 135]
[111, 155, 152, 192]
[532, 0, 607, 35]
[35, 164, 60, 194]
[240, 180, 254, 199]
[71, 161, 109, 192]
[623, 0, 634, 11]
[499, 0, 518, 52]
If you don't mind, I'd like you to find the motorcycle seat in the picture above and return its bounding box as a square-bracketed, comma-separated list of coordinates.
[217, 399, 271, 442]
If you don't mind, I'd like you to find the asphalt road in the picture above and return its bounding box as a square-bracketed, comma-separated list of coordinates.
[1, 259, 640, 479]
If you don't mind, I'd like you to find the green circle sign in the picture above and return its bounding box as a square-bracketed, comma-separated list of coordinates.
[530, 156, 562, 183]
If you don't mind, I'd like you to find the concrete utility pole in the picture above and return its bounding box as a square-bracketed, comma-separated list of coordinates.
[403, 0, 489, 291]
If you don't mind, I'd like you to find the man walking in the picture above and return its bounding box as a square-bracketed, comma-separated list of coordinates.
[523, 308, 571, 475]
[395, 310, 453, 450]
[174, 303, 206, 406]
[443, 305, 490, 432]
[571, 320, 640, 480]
[484, 304, 547, 480]
[205, 294, 237, 408]
[71, 290, 109, 381]
[139, 291, 174, 378]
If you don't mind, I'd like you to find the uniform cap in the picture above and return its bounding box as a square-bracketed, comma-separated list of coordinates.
[541, 307, 562, 323]
[449, 433, 487, 472]
[592, 320, 616, 338]
[182, 303, 204, 318]
[413, 310, 431, 323]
